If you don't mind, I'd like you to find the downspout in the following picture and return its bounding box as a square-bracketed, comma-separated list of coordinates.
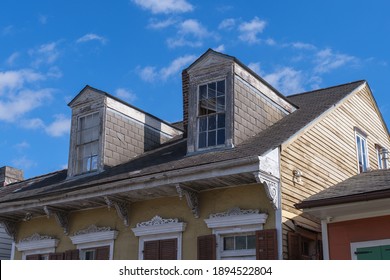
[276, 146, 283, 259]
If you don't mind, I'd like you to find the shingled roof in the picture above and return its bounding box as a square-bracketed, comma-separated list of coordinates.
[0, 80, 366, 203]
[296, 169, 390, 209]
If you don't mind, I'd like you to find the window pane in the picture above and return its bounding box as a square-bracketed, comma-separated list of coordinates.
[198, 132, 207, 148]
[199, 117, 207, 132]
[208, 115, 216, 130]
[208, 82, 216, 98]
[217, 80, 225, 96]
[247, 235, 256, 249]
[224, 237, 234, 250]
[235, 236, 246, 250]
[208, 131, 216, 147]
[217, 113, 225, 129]
[217, 129, 225, 145]
[362, 139, 367, 171]
[217, 96, 225, 112]
[91, 155, 98, 171]
[199, 85, 207, 100]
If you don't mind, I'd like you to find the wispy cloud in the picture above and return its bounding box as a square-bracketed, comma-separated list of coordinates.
[29, 42, 60, 66]
[263, 67, 305, 95]
[218, 18, 236, 30]
[167, 19, 211, 48]
[0, 69, 45, 95]
[148, 18, 177, 29]
[38, 14, 48, 25]
[14, 141, 30, 151]
[12, 156, 37, 170]
[6, 52, 20, 66]
[76, 33, 107, 44]
[238, 17, 267, 44]
[115, 88, 137, 103]
[21, 114, 71, 137]
[314, 48, 359, 74]
[214, 44, 225, 52]
[138, 54, 196, 82]
[132, 0, 194, 14]
[248, 62, 261, 74]
[1, 25, 14, 36]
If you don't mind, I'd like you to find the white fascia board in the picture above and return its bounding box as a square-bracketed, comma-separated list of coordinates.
[70, 230, 118, 245]
[132, 223, 187, 237]
[16, 239, 59, 252]
[205, 213, 268, 229]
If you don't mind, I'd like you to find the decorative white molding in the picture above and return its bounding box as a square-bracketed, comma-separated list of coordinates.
[70, 225, 118, 245]
[176, 185, 199, 218]
[254, 172, 279, 209]
[132, 216, 186, 237]
[205, 207, 268, 229]
[43, 206, 69, 235]
[16, 233, 59, 252]
[104, 196, 129, 227]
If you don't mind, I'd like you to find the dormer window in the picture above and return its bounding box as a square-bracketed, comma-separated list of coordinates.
[198, 80, 226, 149]
[76, 112, 100, 174]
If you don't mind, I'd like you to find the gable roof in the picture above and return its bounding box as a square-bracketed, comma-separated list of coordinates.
[296, 169, 390, 209]
[0, 80, 366, 205]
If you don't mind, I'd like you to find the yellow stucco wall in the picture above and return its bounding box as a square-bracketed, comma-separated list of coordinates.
[15, 183, 274, 260]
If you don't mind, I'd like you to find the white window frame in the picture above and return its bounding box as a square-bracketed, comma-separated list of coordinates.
[355, 129, 369, 173]
[204, 208, 268, 260]
[350, 239, 390, 260]
[15, 233, 59, 260]
[197, 79, 226, 150]
[69, 225, 118, 260]
[132, 216, 186, 260]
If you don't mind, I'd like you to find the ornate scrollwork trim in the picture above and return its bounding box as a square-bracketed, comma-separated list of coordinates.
[176, 185, 199, 218]
[254, 172, 279, 209]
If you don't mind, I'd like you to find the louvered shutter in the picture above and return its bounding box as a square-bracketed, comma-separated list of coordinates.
[197, 234, 216, 260]
[95, 246, 110, 260]
[48, 253, 64, 260]
[65, 249, 80, 260]
[288, 231, 301, 260]
[25, 254, 41, 260]
[159, 239, 178, 260]
[256, 229, 278, 260]
[143, 240, 159, 260]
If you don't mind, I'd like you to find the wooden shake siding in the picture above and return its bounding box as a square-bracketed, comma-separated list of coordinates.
[280, 85, 390, 259]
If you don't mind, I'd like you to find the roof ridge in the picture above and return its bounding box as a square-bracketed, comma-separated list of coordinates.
[287, 80, 366, 98]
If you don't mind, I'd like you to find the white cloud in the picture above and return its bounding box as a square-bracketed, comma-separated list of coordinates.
[248, 62, 261, 74]
[20, 118, 45, 129]
[148, 18, 177, 29]
[166, 37, 203, 48]
[238, 17, 267, 44]
[314, 48, 358, 74]
[178, 19, 209, 38]
[12, 156, 36, 170]
[115, 88, 137, 103]
[44, 114, 71, 137]
[263, 67, 305, 95]
[14, 141, 30, 151]
[29, 42, 60, 66]
[167, 19, 211, 48]
[0, 69, 45, 95]
[218, 18, 236, 30]
[0, 89, 53, 122]
[76, 33, 107, 44]
[160, 55, 196, 80]
[214, 44, 225, 53]
[138, 54, 196, 82]
[291, 42, 316, 50]
[6, 52, 20, 66]
[132, 0, 193, 14]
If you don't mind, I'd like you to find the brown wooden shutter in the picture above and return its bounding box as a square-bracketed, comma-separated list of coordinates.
[48, 253, 64, 260]
[26, 254, 41, 260]
[95, 246, 110, 260]
[288, 231, 301, 260]
[256, 229, 278, 260]
[159, 239, 177, 260]
[197, 234, 216, 260]
[144, 240, 159, 260]
[65, 249, 80, 260]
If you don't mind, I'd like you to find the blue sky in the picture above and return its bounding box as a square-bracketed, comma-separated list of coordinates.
[1, 0, 389, 179]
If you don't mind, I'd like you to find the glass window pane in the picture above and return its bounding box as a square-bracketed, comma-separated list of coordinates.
[208, 131, 216, 147]
[362, 139, 367, 171]
[217, 113, 225, 129]
[199, 117, 207, 132]
[199, 85, 207, 100]
[217, 96, 225, 112]
[208, 82, 216, 98]
[224, 237, 234, 250]
[198, 132, 207, 148]
[217, 129, 225, 145]
[235, 236, 246, 250]
[208, 115, 216, 130]
[217, 80, 225, 96]
[247, 235, 256, 249]
[91, 155, 98, 171]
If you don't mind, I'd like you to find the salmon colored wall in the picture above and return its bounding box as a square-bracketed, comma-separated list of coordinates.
[15, 183, 274, 260]
[328, 215, 390, 259]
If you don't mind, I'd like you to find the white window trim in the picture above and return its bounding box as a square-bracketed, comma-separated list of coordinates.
[204, 207, 268, 260]
[69, 225, 118, 260]
[350, 239, 390, 260]
[131, 215, 186, 260]
[15, 233, 59, 260]
[354, 129, 369, 173]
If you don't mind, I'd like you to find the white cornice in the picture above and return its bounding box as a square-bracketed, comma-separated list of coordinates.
[132, 216, 186, 237]
[16, 233, 59, 252]
[70, 225, 118, 245]
[204, 208, 268, 229]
